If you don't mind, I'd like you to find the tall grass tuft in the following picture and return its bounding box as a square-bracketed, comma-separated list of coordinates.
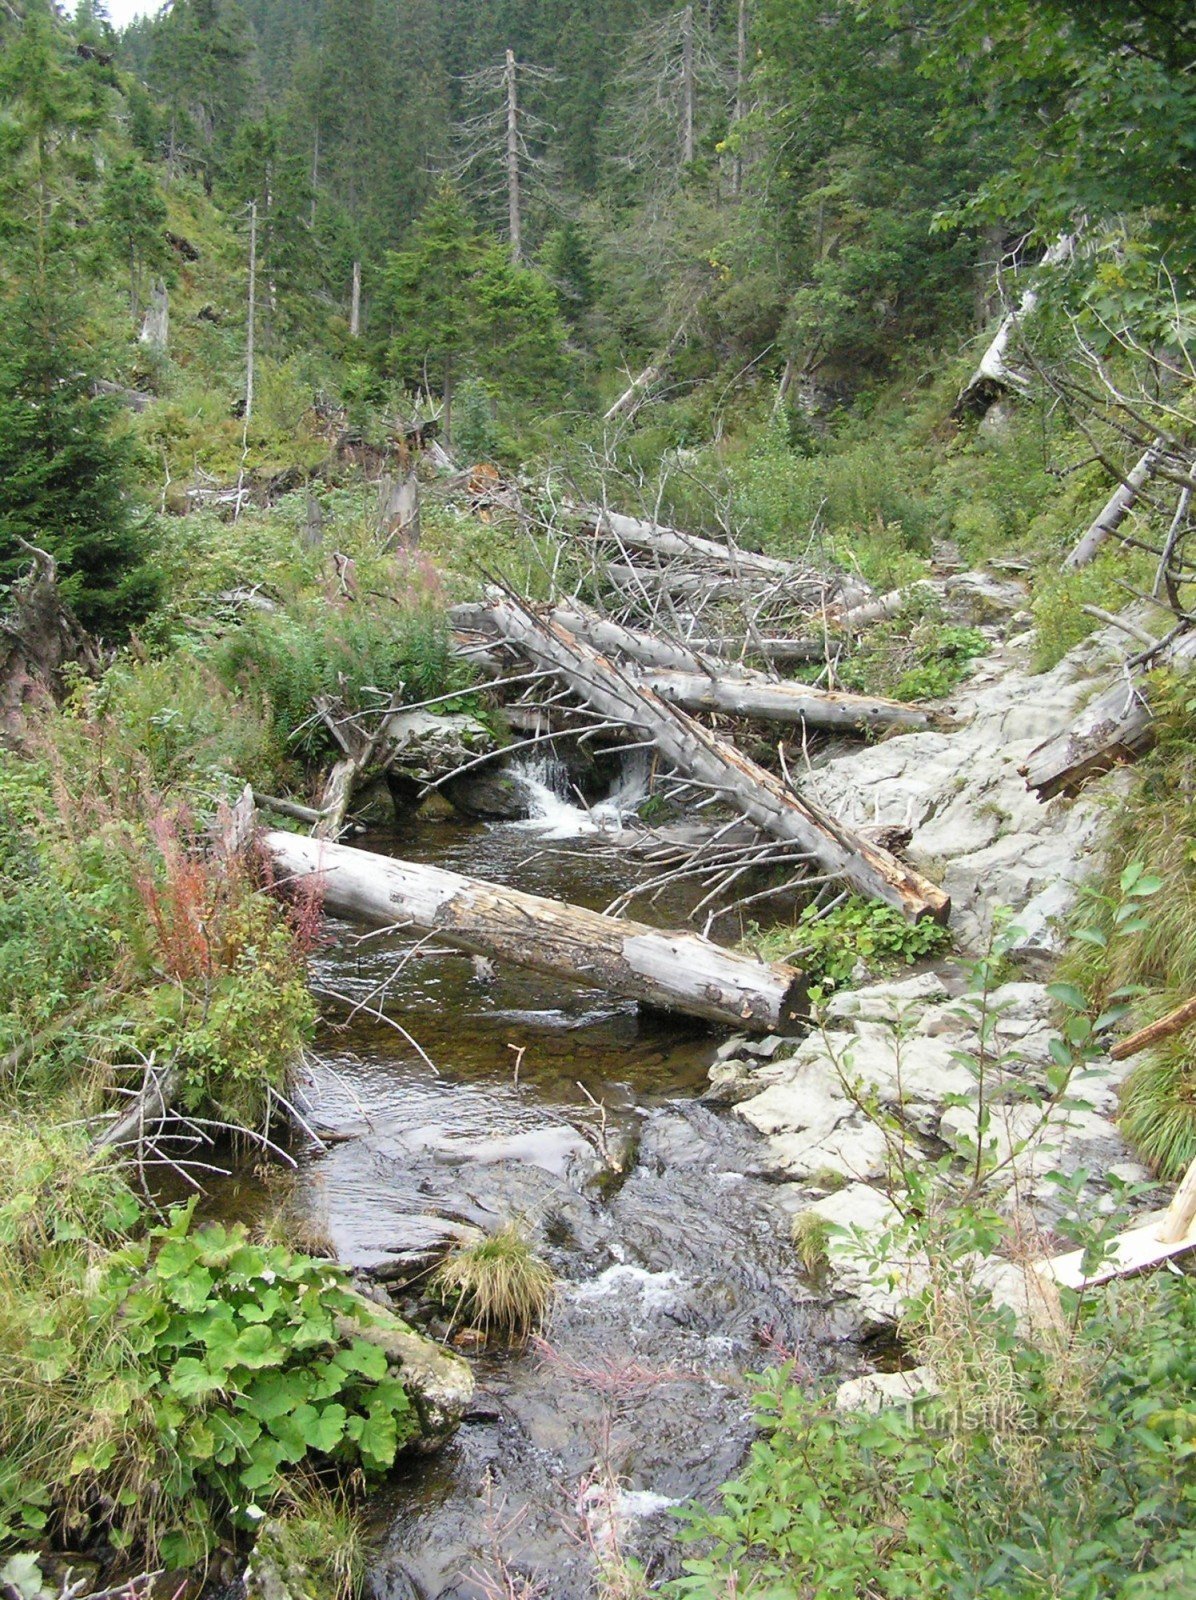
[1059, 677, 1196, 1178]
[431, 1223, 555, 1345]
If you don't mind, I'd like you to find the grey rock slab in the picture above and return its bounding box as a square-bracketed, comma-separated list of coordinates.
[824, 971, 948, 1021]
[835, 1365, 938, 1413]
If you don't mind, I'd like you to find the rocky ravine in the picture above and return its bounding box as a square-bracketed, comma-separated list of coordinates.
[707, 577, 1156, 1356]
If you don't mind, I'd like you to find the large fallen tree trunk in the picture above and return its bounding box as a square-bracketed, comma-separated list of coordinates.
[482, 600, 949, 923]
[1062, 445, 1160, 571]
[264, 831, 809, 1032]
[1020, 628, 1196, 797]
[466, 601, 931, 736]
[546, 605, 828, 672]
[586, 508, 819, 583]
[638, 668, 934, 733]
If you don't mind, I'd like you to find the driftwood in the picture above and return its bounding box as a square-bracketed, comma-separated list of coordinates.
[1110, 996, 1196, 1062]
[1020, 628, 1196, 797]
[481, 600, 949, 923]
[1063, 446, 1159, 571]
[264, 830, 809, 1032]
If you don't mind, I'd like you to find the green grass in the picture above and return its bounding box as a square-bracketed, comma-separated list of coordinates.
[1058, 680, 1196, 1178]
[431, 1223, 555, 1345]
[791, 1210, 830, 1274]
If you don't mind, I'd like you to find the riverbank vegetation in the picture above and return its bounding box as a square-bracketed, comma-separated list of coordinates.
[2, 0, 1194, 1593]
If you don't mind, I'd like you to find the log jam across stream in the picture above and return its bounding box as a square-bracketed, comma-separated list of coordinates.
[211, 778, 850, 1598]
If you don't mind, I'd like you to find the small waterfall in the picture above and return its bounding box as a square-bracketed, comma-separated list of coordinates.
[511, 752, 650, 839]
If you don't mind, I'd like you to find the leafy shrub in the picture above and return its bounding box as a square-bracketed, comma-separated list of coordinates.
[211, 599, 465, 767]
[1030, 545, 1156, 672]
[0, 1195, 420, 1568]
[747, 896, 951, 991]
[839, 598, 988, 702]
[671, 1274, 1196, 1600]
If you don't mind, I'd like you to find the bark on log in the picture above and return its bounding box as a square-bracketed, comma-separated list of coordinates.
[1063, 446, 1159, 571]
[1110, 996, 1196, 1062]
[1020, 629, 1196, 797]
[587, 508, 837, 587]
[482, 601, 949, 923]
[639, 668, 933, 733]
[264, 831, 809, 1032]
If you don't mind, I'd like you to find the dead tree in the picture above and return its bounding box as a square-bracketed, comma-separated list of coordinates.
[1, 543, 100, 745]
[481, 599, 949, 923]
[451, 51, 558, 260]
[609, 3, 728, 189]
[1021, 628, 1196, 797]
[954, 234, 1076, 417]
[265, 830, 809, 1032]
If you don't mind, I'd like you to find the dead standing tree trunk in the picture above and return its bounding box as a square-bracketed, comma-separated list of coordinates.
[482, 599, 950, 923]
[265, 830, 809, 1032]
[505, 48, 522, 262]
[1, 543, 100, 746]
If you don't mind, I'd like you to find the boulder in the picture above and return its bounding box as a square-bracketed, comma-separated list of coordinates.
[441, 765, 529, 820]
[336, 1290, 474, 1449]
[835, 1364, 937, 1413]
[382, 708, 496, 786]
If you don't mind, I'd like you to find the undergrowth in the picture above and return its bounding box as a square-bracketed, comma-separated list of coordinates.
[0, 1171, 418, 1570]
[746, 896, 952, 992]
[1059, 680, 1196, 1178]
[838, 595, 988, 703]
[671, 1274, 1196, 1600]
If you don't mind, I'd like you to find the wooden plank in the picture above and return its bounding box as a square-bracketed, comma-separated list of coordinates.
[1034, 1156, 1196, 1289]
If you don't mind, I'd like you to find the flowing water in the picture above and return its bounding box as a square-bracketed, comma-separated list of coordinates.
[227, 760, 853, 1597]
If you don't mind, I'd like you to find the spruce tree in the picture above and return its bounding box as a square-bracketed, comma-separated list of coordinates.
[0, 2, 158, 635]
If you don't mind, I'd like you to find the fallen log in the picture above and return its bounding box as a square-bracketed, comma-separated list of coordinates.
[1110, 996, 1196, 1062]
[1020, 628, 1196, 797]
[264, 831, 809, 1032]
[639, 669, 933, 734]
[1063, 445, 1160, 571]
[546, 605, 834, 676]
[588, 509, 812, 582]
[466, 601, 931, 736]
[481, 600, 949, 923]
[1035, 1153, 1196, 1290]
[830, 582, 937, 632]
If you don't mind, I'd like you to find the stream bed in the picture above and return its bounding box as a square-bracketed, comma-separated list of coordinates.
[224, 781, 855, 1597]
